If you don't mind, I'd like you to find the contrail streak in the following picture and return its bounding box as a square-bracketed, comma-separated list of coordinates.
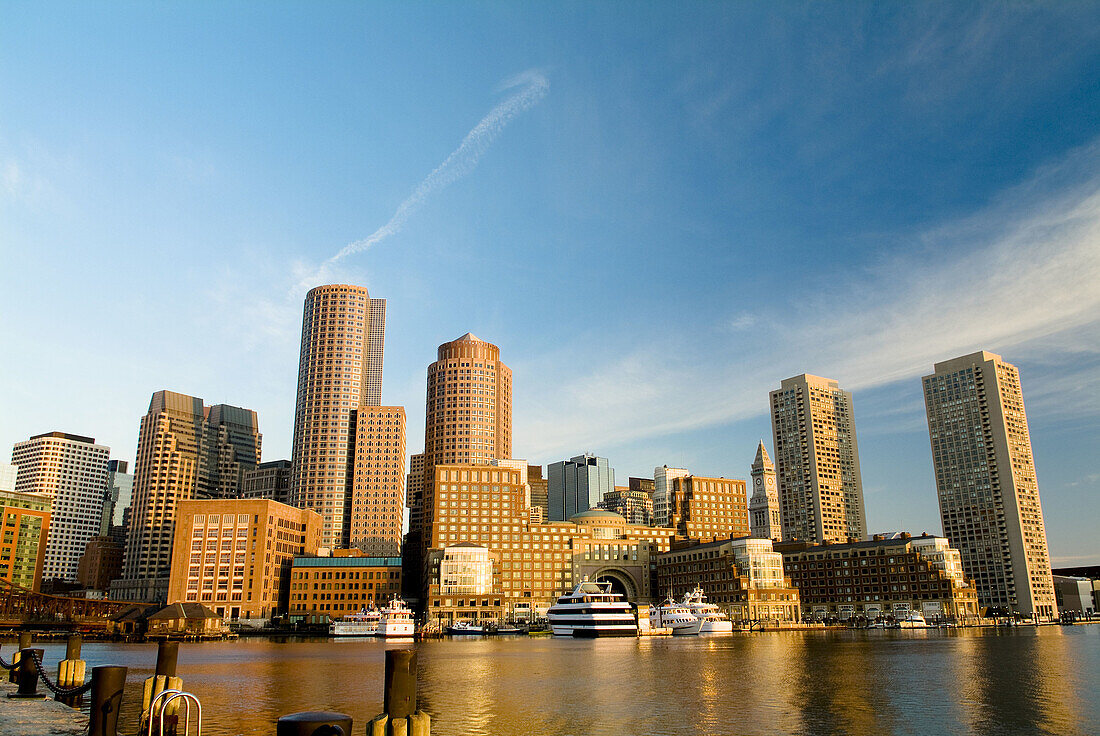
[326, 69, 549, 267]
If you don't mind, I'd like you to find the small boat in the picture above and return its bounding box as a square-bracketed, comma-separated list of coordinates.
[447, 620, 492, 635]
[493, 623, 526, 635]
[650, 596, 703, 636]
[330, 608, 381, 636]
[680, 586, 733, 635]
[377, 595, 416, 638]
[895, 610, 929, 629]
[547, 579, 637, 638]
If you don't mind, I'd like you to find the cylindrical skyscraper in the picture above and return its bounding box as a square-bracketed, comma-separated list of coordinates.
[409, 333, 512, 548]
[290, 284, 387, 550]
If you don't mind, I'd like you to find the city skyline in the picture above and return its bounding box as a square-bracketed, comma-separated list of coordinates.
[2, 4, 1099, 566]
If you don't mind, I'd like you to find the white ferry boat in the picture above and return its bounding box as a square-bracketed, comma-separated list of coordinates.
[650, 596, 703, 636]
[330, 608, 381, 636]
[377, 595, 416, 638]
[547, 579, 637, 638]
[681, 586, 733, 634]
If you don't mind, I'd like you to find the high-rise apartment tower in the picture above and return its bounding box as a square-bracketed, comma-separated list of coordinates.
[11, 432, 110, 582]
[922, 351, 1057, 619]
[770, 374, 867, 544]
[289, 284, 388, 549]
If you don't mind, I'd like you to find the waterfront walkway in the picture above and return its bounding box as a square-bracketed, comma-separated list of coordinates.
[0, 677, 87, 736]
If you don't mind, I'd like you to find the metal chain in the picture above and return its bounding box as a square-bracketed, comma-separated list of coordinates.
[28, 649, 94, 697]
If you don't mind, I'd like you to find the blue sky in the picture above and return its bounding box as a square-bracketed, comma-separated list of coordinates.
[2, 3, 1099, 565]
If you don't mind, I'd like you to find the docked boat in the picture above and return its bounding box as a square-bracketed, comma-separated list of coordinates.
[680, 586, 733, 634]
[650, 596, 703, 636]
[895, 610, 929, 629]
[330, 608, 381, 636]
[547, 579, 637, 638]
[447, 620, 492, 635]
[377, 595, 416, 638]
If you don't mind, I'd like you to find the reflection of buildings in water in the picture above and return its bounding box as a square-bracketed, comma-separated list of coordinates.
[793, 634, 900, 735]
[954, 628, 1084, 735]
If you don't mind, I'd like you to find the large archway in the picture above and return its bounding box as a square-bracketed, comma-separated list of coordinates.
[594, 568, 638, 602]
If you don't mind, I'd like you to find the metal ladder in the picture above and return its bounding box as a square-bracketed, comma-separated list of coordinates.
[148, 688, 203, 736]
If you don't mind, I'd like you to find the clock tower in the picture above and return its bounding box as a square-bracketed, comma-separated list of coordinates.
[749, 440, 782, 540]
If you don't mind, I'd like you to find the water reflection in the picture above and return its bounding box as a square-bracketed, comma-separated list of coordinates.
[23, 626, 1099, 736]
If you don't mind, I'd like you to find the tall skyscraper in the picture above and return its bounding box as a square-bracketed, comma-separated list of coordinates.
[770, 374, 867, 544]
[547, 454, 615, 521]
[749, 441, 782, 540]
[653, 466, 690, 526]
[11, 432, 110, 582]
[113, 390, 260, 602]
[413, 333, 512, 548]
[349, 406, 407, 556]
[289, 284, 387, 549]
[922, 351, 1057, 619]
[102, 459, 133, 535]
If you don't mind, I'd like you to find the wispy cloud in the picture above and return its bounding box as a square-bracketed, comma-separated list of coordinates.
[297, 69, 550, 293]
[516, 139, 1100, 457]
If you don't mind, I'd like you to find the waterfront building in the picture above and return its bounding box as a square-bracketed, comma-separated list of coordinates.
[528, 465, 549, 519]
[548, 454, 615, 521]
[598, 485, 653, 525]
[425, 464, 676, 622]
[669, 475, 749, 542]
[749, 441, 782, 541]
[0, 463, 18, 492]
[1052, 576, 1095, 615]
[0, 489, 51, 591]
[242, 460, 292, 504]
[770, 374, 867, 544]
[656, 537, 801, 622]
[167, 498, 322, 622]
[288, 552, 403, 618]
[349, 406, 407, 556]
[76, 535, 123, 591]
[12, 431, 110, 583]
[653, 466, 689, 527]
[289, 283, 387, 550]
[413, 333, 512, 555]
[114, 391, 261, 603]
[923, 351, 1057, 619]
[775, 533, 981, 623]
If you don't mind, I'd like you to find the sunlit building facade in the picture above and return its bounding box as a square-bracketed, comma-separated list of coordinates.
[413, 334, 512, 554]
[0, 489, 51, 591]
[114, 391, 261, 603]
[923, 351, 1057, 619]
[669, 475, 749, 542]
[290, 284, 388, 549]
[657, 537, 801, 622]
[776, 533, 980, 623]
[349, 406, 407, 555]
[770, 374, 867, 544]
[167, 498, 322, 621]
[12, 431, 110, 583]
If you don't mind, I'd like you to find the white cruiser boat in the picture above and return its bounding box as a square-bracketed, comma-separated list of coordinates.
[330, 608, 381, 636]
[894, 610, 929, 629]
[681, 587, 733, 634]
[377, 596, 416, 638]
[650, 596, 703, 635]
[547, 580, 637, 638]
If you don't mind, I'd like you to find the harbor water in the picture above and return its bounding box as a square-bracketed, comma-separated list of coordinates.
[25, 625, 1100, 736]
